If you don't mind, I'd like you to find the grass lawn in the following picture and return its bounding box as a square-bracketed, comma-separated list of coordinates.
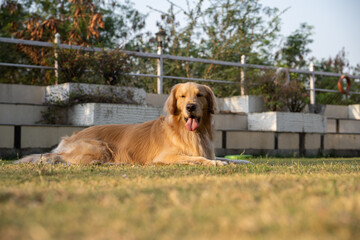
[0, 158, 359, 240]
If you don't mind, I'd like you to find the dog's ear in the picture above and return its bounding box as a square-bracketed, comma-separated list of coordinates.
[164, 84, 179, 115]
[204, 85, 217, 114]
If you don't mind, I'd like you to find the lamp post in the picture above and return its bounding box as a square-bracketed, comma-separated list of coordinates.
[155, 28, 166, 94]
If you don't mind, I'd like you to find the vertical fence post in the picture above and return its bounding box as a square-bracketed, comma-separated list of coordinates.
[285, 69, 290, 84]
[309, 61, 315, 104]
[155, 28, 166, 94]
[240, 55, 246, 95]
[157, 46, 163, 94]
[54, 33, 60, 85]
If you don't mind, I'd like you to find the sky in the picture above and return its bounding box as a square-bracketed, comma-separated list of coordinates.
[131, 0, 360, 67]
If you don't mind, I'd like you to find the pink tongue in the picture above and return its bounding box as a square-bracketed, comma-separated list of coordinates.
[185, 118, 199, 131]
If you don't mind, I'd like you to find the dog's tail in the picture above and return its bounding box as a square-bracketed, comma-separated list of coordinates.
[13, 153, 65, 164]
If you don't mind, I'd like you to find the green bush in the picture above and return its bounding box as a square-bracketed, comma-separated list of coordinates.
[56, 48, 91, 83]
[257, 72, 284, 111]
[282, 80, 308, 112]
[257, 72, 308, 112]
[92, 49, 131, 85]
[56, 48, 132, 85]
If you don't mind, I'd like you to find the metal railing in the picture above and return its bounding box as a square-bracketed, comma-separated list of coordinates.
[1, 35, 359, 104]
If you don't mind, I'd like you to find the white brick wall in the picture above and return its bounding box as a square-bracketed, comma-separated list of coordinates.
[68, 103, 163, 126]
[45, 83, 146, 105]
[217, 95, 265, 113]
[213, 114, 247, 130]
[0, 84, 45, 104]
[0, 104, 46, 125]
[339, 119, 360, 133]
[349, 104, 360, 120]
[248, 112, 327, 133]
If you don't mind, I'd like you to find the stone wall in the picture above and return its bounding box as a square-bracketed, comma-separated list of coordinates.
[45, 83, 146, 105]
[68, 103, 163, 125]
[3, 125, 360, 158]
[248, 112, 327, 133]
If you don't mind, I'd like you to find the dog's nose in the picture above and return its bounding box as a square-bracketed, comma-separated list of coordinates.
[186, 103, 197, 112]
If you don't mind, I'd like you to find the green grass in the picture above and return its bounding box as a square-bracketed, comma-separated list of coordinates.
[1, 158, 359, 240]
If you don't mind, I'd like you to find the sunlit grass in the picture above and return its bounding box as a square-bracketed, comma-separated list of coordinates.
[0, 158, 359, 240]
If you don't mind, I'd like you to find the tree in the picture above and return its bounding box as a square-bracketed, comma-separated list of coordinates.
[0, 0, 28, 37]
[275, 22, 313, 69]
[313, 48, 360, 105]
[0, 0, 147, 84]
[1, 0, 147, 46]
[148, 0, 285, 96]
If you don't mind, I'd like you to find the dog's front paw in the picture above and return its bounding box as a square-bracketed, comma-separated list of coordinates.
[210, 160, 228, 166]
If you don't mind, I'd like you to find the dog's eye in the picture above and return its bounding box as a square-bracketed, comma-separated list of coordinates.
[181, 95, 185, 98]
[196, 94, 202, 97]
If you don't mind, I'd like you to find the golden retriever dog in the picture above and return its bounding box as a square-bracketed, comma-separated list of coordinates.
[17, 82, 226, 166]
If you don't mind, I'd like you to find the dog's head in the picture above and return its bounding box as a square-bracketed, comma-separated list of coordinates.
[165, 82, 217, 131]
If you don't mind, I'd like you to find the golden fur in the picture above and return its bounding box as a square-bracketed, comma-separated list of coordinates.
[18, 82, 225, 166]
